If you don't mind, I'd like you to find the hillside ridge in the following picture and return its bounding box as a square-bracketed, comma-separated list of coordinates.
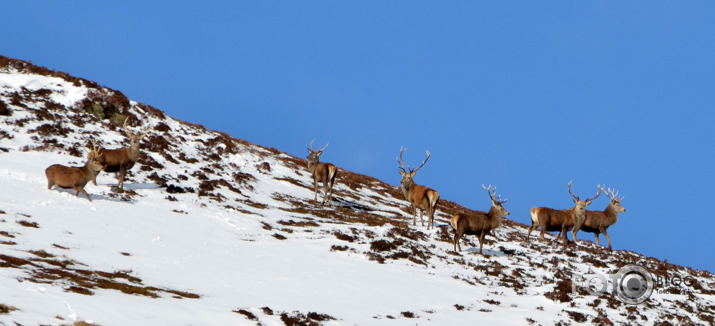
[0, 55, 712, 326]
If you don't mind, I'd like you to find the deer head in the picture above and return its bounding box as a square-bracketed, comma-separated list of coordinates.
[568, 181, 602, 215]
[88, 141, 105, 168]
[123, 117, 149, 151]
[396, 147, 430, 193]
[307, 139, 329, 170]
[483, 184, 509, 217]
[600, 185, 626, 213]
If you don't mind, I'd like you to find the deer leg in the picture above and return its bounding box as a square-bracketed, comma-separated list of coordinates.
[326, 178, 335, 205]
[561, 226, 568, 246]
[321, 180, 329, 205]
[426, 206, 433, 230]
[601, 227, 612, 250]
[527, 222, 537, 240]
[454, 232, 462, 252]
[80, 188, 92, 201]
[419, 209, 424, 227]
[594, 232, 601, 246]
[117, 168, 125, 191]
[430, 205, 436, 230]
[527, 224, 532, 239]
[313, 178, 319, 201]
[411, 205, 417, 226]
[479, 232, 486, 255]
[538, 216, 548, 240]
[571, 228, 579, 243]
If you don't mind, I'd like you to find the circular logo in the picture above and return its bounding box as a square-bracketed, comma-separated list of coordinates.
[615, 265, 654, 304]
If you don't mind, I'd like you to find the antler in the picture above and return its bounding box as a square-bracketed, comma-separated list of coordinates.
[89, 140, 100, 158]
[586, 185, 603, 202]
[397, 146, 408, 173]
[413, 150, 431, 173]
[483, 184, 507, 204]
[397, 147, 431, 174]
[568, 181, 579, 200]
[569, 181, 602, 202]
[123, 117, 135, 137]
[308, 139, 329, 153]
[600, 185, 623, 201]
[123, 117, 151, 138]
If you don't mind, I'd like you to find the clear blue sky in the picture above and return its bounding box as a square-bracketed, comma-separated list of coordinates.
[5, 2, 714, 272]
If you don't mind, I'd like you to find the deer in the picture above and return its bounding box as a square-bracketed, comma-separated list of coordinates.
[573, 186, 626, 250]
[306, 139, 338, 206]
[46, 146, 106, 202]
[450, 185, 509, 254]
[90, 117, 149, 192]
[397, 147, 440, 229]
[528, 182, 602, 246]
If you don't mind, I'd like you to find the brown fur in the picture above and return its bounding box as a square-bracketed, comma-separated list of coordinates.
[527, 183, 601, 246]
[46, 153, 105, 201]
[401, 178, 440, 229]
[528, 206, 586, 246]
[91, 118, 148, 190]
[306, 140, 338, 206]
[397, 147, 439, 229]
[450, 188, 509, 253]
[574, 188, 626, 250]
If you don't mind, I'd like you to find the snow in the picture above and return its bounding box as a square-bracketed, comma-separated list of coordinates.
[0, 69, 88, 108]
[0, 151, 510, 325]
[0, 61, 713, 326]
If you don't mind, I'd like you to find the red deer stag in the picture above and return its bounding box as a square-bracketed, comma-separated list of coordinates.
[46, 146, 106, 201]
[91, 117, 149, 192]
[574, 186, 626, 250]
[306, 139, 338, 206]
[450, 185, 509, 254]
[397, 147, 440, 229]
[528, 182, 602, 246]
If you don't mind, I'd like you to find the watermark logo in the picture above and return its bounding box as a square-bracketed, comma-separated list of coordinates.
[572, 264, 654, 305]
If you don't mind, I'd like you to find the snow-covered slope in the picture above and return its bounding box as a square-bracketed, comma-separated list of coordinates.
[0, 56, 712, 326]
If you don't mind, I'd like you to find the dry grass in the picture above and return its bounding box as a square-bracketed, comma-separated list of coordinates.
[277, 219, 319, 228]
[233, 308, 258, 321]
[0, 251, 199, 299]
[17, 220, 39, 228]
[4, 54, 714, 325]
[0, 303, 17, 314]
[279, 310, 336, 326]
[69, 321, 101, 326]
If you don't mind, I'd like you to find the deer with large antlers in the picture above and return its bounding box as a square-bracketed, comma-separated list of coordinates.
[450, 185, 509, 254]
[90, 117, 149, 192]
[306, 139, 338, 206]
[528, 182, 602, 246]
[397, 147, 440, 229]
[46, 146, 106, 201]
[573, 186, 626, 250]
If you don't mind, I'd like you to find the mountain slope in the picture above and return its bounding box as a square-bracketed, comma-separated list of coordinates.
[0, 56, 712, 326]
